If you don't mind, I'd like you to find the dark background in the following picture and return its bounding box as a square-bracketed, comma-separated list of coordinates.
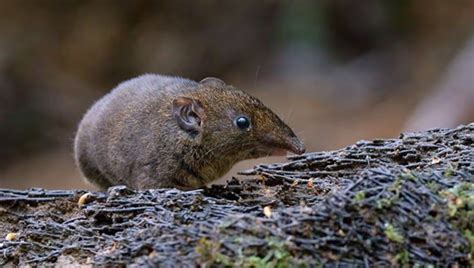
[1, 1, 473, 189]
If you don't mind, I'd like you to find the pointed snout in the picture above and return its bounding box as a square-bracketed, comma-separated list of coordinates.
[266, 134, 305, 156]
[284, 136, 305, 155]
[257, 113, 305, 156]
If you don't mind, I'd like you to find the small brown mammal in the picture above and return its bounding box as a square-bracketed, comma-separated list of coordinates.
[74, 74, 305, 190]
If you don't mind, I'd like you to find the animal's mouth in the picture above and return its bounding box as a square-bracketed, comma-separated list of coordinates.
[249, 135, 305, 158]
[270, 147, 288, 156]
[259, 136, 305, 157]
[282, 136, 305, 155]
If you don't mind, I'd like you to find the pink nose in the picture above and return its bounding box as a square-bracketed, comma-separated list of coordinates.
[286, 136, 305, 155]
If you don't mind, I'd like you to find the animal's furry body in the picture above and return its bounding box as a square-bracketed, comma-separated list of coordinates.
[74, 74, 304, 190]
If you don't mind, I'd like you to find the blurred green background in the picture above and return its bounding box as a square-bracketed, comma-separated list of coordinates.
[1, 1, 473, 189]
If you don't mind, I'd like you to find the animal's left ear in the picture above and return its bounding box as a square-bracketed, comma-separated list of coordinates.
[200, 77, 226, 88]
[172, 97, 205, 136]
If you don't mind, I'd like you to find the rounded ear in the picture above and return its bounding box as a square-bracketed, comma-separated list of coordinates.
[172, 97, 205, 136]
[200, 77, 226, 88]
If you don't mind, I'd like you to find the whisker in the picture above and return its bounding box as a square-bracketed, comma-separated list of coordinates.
[286, 104, 294, 124]
[198, 141, 255, 167]
[254, 65, 261, 88]
[197, 140, 253, 163]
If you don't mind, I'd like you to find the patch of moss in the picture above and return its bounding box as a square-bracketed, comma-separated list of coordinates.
[377, 198, 393, 209]
[354, 191, 366, 202]
[376, 178, 404, 209]
[394, 250, 409, 266]
[426, 181, 441, 193]
[384, 223, 404, 243]
[443, 166, 455, 177]
[195, 238, 231, 266]
[399, 171, 416, 181]
[440, 182, 474, 261]
[463, 230, 474, 259]
[196, 237, 306, 267]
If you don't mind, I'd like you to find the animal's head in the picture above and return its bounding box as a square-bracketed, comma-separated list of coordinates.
[172, 77, 305, 165]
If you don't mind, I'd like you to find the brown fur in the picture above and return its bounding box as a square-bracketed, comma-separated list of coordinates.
[74, 74, 304, 190]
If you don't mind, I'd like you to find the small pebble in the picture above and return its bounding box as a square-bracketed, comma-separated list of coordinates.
[78, 192, 92, 206]
[5, 232, 18, 241]
[263, 206, 272, 218]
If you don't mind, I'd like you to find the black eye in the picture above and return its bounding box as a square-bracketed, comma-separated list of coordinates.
[235, 116, 251, 130]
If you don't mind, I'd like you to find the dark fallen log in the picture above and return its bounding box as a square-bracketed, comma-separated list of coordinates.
[0, 123, 473, 267]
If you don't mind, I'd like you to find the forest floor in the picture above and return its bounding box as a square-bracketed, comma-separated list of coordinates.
[0, 123, 473, 267]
